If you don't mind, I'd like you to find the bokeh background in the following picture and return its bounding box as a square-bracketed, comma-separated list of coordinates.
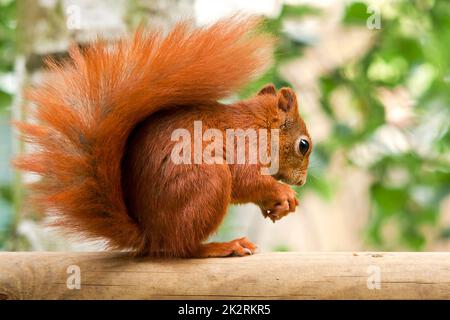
[0, 0, 449, 252]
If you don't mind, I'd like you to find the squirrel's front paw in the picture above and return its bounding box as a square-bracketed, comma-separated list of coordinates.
[259, 184, 298, 222]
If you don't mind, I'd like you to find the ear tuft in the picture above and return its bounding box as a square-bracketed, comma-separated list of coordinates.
[258, 83, 276, 96]
[277, 87, 296, 112]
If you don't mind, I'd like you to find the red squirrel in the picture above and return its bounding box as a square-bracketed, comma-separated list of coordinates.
[15, 16, 312, 258]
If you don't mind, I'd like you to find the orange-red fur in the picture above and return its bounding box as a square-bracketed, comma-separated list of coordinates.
[15, 16, 311, 258]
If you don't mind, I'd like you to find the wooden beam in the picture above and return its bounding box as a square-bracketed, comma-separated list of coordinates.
[0, 252, 449, 299]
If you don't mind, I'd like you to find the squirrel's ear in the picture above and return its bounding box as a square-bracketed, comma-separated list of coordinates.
[258, 83, 276, 96]
[277, 87, 297, 112]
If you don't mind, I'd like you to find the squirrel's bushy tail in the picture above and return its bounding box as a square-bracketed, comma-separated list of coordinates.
[14, 16, 274, 253]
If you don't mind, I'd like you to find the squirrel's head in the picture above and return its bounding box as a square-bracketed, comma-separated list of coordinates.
[257, 84, 312, 186]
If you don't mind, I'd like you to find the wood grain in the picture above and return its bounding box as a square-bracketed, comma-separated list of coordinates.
[0, 252, 449, 299]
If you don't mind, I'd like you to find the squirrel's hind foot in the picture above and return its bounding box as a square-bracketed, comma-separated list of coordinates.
[195, 237, 257, 258]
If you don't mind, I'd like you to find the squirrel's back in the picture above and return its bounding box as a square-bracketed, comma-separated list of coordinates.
[15, 16, 274, 253]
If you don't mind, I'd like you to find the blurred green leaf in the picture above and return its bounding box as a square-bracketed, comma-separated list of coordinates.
[372, 184, 408, 216]
[0, 184, 12, 203]
[342, 2, 369, 25]
[441, 227, 450, 239]
[0, 90, 12, 109]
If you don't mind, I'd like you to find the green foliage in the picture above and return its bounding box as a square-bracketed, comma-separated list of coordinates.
[0, 0, 16, 70]
[0, 0, 16, 107]
[320, 0, 450, 249]
[0, 90, 12, 109]
[342, 1, 372, 25]
[240, 0, 450, 250]
[0, 0, 16, 249]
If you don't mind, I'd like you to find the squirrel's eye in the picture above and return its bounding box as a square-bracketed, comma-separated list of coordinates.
[299, 139, 309, 155]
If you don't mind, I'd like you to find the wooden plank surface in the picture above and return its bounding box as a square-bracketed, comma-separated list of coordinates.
[0, 252, 449, 299]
